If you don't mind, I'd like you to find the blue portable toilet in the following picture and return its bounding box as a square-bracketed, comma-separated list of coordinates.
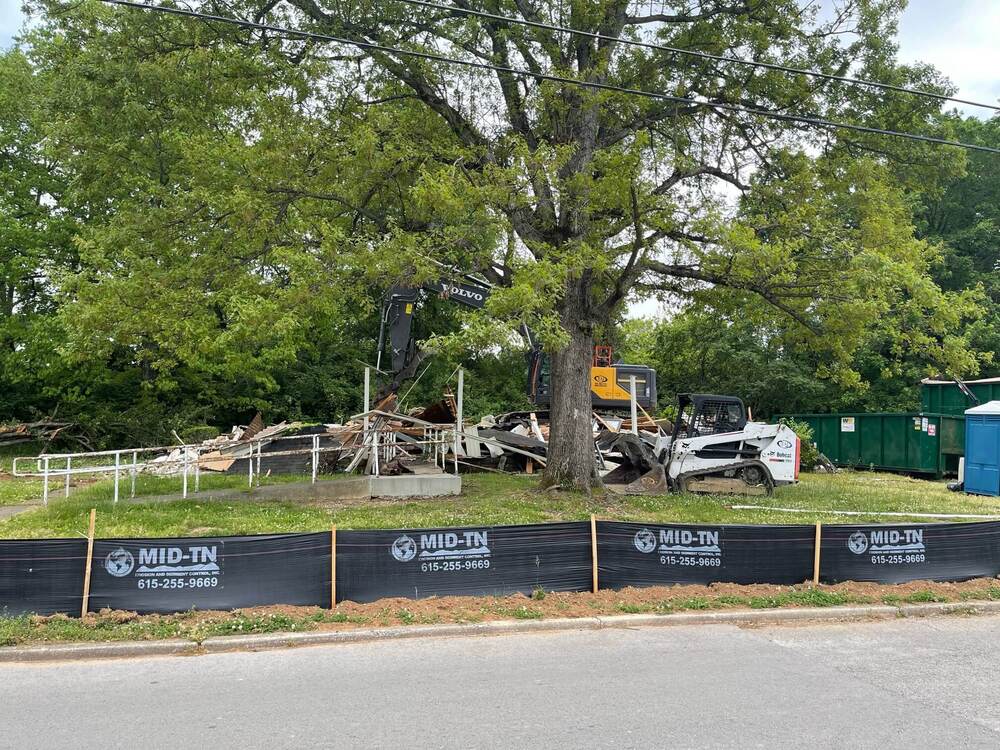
[964, 401, 1000, 496]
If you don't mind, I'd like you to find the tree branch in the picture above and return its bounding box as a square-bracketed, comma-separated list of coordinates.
[624, 1, 753, 25]
[643, 258, 822, 333]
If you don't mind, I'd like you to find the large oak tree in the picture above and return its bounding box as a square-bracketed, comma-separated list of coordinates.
[261, 0, 979, 487]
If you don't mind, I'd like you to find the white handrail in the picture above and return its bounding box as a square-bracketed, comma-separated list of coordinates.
[11, 427, 455, 503]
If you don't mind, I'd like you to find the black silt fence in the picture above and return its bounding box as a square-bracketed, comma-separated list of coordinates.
[336, 522, 593, 603]
[0, 539, 88, 616]
[597, 521, 816, 588]
[89, 533, 332, 615]
[2, 519, 1000, 618]
[820, 522, 1000, 584]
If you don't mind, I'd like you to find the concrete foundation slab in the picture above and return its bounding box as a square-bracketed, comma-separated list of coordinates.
[122, 474, 461, 504]
[370, 474, 461, 497]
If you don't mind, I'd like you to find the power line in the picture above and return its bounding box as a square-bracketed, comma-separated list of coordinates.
[391, 0, 1000, 114]
[98, 0, 1000, 155]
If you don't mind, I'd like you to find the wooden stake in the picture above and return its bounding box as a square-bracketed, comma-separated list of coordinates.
[635, 401, 660, 432]
[812, 522, 822, 586]
[81, 508, 96, 618]
[590, 514, 599, 593]
[330, 526, 337, 608]
[629, 375, 638, 435]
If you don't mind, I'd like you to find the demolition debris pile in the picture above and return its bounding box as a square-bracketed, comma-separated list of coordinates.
[0, 420, 84, 449]
[141, 390, 668, 488]
[8, 374, 678, 502]
[148, 415, 347, 478]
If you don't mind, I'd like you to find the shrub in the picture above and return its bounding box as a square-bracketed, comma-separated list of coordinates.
[783, 419, 820, 471]
[180, 425, 221, 444]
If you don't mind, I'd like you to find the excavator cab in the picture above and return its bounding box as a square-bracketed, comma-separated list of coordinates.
[530, 357, 657, 411]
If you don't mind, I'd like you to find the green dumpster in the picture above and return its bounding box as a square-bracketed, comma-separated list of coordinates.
[921, 378, 1000, 416]
[777, 412, 964, 478]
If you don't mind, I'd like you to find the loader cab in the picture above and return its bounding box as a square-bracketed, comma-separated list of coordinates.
[673, 394, 747, 440]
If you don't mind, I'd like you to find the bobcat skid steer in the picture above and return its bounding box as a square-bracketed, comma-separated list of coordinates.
[603, 394, 800, 496]
[664, 394, 799, 495]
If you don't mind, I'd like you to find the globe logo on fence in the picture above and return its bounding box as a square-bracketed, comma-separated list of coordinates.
[633, 528, 657, 554]
[104, 547, 135, 577]
[391, 535, 417, 563]
[847, 532, 869, 555]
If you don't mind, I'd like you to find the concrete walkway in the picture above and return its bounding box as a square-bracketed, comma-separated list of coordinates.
[119, 474, 461, 505]
[0, 503, 39, 521]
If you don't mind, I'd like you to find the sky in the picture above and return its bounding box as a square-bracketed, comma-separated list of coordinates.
[896, 0, 1000, 114]
[0, 0, 20, 48]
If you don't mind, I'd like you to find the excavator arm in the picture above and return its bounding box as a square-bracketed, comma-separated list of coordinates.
[376, 274, 541, 400]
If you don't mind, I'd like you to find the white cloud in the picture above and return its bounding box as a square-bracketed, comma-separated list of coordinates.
[896, 0, 1000, 116]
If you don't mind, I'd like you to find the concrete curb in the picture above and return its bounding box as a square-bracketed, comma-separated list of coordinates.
[897, 600, 1000, 617]
[0, 639, 197, 663]
[3, 601, 999, 663]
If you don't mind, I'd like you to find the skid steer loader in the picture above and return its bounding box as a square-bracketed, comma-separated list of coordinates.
[603, 394, 800, 496]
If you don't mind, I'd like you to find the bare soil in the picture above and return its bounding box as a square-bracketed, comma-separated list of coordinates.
[324, 578, 1000, 623]
[34, 577, 998, 638]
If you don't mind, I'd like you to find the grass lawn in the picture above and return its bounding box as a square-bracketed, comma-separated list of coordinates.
[0, 443, 46, 507]
[0, 468, 998, 539]
[0, 477, 46, 508]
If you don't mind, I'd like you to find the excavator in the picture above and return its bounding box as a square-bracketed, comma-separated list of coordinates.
[375, 270, 657, 411]
[376, 270, 799, 496]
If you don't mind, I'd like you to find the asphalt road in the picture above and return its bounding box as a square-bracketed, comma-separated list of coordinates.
[4, 615, 1000, 749]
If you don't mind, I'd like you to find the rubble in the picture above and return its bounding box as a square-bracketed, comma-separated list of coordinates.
[0, 420, 84, 448]
[147, 418, 347, 477]
[142, 389, 668, 485]
[410, 395, 457, 424]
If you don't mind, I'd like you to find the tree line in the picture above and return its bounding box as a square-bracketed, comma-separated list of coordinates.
[0, 1, 996, 486]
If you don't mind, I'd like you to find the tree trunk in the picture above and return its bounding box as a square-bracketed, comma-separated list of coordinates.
[542, 285, 598, 491]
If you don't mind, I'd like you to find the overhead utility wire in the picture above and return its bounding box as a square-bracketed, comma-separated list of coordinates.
[98, 1, 1000, 155]
[392, 0, 1000, 114]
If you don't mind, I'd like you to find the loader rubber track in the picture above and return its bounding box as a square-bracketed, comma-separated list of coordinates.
[675, 459, 775, 497]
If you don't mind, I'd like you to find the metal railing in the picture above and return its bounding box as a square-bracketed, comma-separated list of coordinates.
[12, 426, 455, 505]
